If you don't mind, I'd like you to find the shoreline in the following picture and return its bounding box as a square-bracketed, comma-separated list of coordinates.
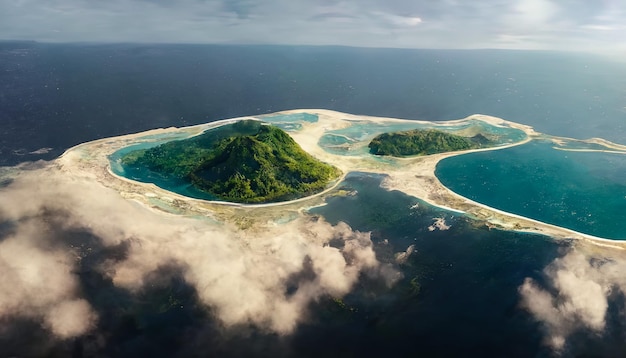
[56, 109, 626, 248]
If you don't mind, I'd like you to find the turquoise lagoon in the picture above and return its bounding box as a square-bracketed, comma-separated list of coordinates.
[436, 140, 626, 240]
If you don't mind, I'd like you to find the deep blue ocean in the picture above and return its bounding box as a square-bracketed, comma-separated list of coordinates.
[2, 42, 626, 166]
[2, 42, 626, 357]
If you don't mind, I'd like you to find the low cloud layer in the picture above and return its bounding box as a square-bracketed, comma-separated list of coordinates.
[0, 162, 394, 338]
[519, 248, 626, 352]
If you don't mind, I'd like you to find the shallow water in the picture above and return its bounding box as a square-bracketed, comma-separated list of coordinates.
[436, 141, 626, 239]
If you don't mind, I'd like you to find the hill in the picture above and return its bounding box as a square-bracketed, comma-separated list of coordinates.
[122, 121, 341, 203]
[368, 129, 490, 157]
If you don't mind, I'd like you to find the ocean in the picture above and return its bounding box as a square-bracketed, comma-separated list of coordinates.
[2, 42, 626, 357]
[2, 43, 626, 166]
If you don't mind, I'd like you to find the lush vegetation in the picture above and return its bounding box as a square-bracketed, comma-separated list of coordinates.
[368, 129, 490, 157]
[122, 121, 341, 203]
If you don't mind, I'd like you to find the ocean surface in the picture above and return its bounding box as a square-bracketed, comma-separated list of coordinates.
[2, 42, 626, 357]
[2, 42, 626, 167]
[436, 141, 626, 240]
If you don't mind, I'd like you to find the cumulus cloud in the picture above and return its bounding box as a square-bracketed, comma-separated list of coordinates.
[0, 162, 392, 338]
[519, 249, 626, 352]
[0, 215, 98, 338]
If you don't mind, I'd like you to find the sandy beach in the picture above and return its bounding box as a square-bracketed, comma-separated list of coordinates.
[57, 109, 626, 248]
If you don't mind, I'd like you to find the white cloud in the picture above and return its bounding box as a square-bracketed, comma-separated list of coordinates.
[370, 11, 422, 27]
[0, 218, 98, 338]
[44, 299, 97, 339]
[0, 162, 394, 336]
[512, 0, 559, 26]
[519, 249, 626, 352]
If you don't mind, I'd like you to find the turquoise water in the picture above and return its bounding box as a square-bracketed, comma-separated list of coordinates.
[110, 149, 220, 201]
[435, 141, 626, 239]
[255, 113, 319, 132]
[258, 112, 318, 124]
[552, 139, 620, 151]
[258, 112, 319, 125]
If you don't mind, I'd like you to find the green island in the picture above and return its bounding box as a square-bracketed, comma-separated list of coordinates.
[121, 120, 342, 203]
[368, 129, 491, 157]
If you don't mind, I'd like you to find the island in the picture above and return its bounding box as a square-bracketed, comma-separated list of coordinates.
[368, 129, 490, 157]
[121, 120, 342, 203]
[47, 109, 626, 248]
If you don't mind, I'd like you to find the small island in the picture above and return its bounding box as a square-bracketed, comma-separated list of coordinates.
[121, 120, 342, 203]
[368, 129, 490, 157]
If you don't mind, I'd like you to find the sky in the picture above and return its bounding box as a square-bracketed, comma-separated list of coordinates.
[1, 0, 625, 52]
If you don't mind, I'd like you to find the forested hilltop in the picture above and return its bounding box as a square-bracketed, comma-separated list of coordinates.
[368, 129, 491, 157]
[122, 121, 341, 203]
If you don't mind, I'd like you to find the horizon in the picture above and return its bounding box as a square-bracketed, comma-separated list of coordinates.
[0, 39, 617, 56]
[1, 0, 625, 56]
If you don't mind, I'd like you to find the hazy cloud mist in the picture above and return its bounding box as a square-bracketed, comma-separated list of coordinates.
[0, 219, 98, 338]
[0, 161, 395, 340]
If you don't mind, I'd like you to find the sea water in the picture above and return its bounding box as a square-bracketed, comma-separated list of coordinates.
[307, 172, 561, 357]
[435, 140, 626, 239]
[3, 44, 626, 167]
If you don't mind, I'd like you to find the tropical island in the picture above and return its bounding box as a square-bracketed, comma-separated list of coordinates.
[121, 120, 342, 203]
[52, 109, 626, 246]
[368, 129, 491, 157]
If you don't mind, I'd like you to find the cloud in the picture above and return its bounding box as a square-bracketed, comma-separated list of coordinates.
[0, 0, 624, 52]
[111, 216, 382, 333]
[519, 248, 626, 352]
[44, 299, 97, 339]
[0, 215, 98, 339]
[0, 161, 393, 337]
[369, 11, 422, 27]
[512, 0, 559, 26]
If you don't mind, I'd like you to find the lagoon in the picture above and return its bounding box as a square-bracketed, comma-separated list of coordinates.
[435, 140, 626, 240]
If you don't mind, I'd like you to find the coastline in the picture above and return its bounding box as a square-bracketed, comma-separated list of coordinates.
[56, 109, 626, 248]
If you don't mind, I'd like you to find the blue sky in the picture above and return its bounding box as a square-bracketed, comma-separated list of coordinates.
[1, 0, 625, 53]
